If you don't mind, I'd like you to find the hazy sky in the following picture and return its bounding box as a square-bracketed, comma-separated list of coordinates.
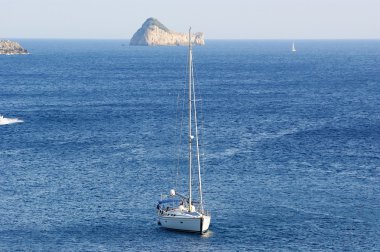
[1, 0, 379, 39]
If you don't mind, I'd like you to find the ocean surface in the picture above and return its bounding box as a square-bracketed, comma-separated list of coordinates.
[0, 39, 379, 251]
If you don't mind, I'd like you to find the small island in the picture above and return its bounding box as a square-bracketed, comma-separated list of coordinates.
[130, 18, 205, 46]
[0, 40, 29, 55]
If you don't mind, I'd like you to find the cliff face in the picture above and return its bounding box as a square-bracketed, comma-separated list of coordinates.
[130, 18, 204, 46]
[0, 40, 28, 55]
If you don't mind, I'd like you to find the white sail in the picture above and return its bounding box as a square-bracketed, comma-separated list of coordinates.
[292, 42, 296, 52]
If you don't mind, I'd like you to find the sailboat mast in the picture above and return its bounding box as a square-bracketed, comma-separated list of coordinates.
[192, 63, 203, 212]
[188, 27, 192, 211]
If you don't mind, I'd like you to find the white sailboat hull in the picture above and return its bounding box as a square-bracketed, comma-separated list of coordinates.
[158, 215, 211, 233]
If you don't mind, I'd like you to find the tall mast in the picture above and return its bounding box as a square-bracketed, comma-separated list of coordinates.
[192, 61, 203, 212]
[188, 27, 192, 211]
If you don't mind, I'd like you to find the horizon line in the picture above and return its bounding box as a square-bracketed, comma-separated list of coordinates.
[3, 37, 380, 41]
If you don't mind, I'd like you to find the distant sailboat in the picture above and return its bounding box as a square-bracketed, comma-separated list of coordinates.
[292, 42, 296, 52]
[156, 28, 211, 234]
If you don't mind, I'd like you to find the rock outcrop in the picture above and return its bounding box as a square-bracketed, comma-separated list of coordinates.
[0, 40, 28, 55]
[130, 18, 204, 46]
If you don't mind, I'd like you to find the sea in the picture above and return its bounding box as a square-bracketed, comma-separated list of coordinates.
[0, 40, 379, 251]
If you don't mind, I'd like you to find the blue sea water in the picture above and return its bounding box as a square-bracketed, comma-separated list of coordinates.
[0, 39, 379, 251]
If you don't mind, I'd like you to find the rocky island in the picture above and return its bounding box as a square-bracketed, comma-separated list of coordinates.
[0, 40, 29, 55]
[130, 18, 204, 46]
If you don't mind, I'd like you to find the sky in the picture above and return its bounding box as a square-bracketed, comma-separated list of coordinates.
[1, 0, 379, 39]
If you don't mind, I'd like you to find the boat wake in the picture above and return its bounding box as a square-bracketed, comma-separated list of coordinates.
[0, 115, 24, 125]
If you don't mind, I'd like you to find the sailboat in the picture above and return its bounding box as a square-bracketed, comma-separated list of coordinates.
[156, 28, 211, 234]
[292, 42, 296, 52]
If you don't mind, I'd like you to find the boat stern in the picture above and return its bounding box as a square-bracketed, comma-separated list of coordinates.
[201, 214, 211, 233]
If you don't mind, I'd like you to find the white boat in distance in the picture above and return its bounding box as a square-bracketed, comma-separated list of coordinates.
[292, 42, 296, 52]
[156, 28, 211, 234]
[0, 114, 23, 125]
